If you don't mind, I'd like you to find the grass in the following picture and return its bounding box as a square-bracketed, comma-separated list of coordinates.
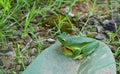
[23, 2, 36, 37]
[16, 44, 26, 70]
[0, 0, 120, 74]
[80, 0, 97, 32]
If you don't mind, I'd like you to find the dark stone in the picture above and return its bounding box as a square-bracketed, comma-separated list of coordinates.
[0, 59, 3, 66]
[117, 71, 120, 74]
[19, 65, 24, 71]
[95, 33, 105, 40]
[102, 20, 117, 32]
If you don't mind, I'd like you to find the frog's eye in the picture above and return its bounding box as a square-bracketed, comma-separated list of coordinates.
[62, 39, 66, 42]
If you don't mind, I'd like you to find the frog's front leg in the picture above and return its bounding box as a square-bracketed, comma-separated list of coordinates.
[73, 54, 85, 60]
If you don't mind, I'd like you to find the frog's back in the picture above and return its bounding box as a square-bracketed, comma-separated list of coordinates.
[64, 36, 95, 46]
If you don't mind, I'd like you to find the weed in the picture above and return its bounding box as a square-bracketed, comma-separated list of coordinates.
[81, 0, 97, 32]
[114, 47, 120, 58]
[0, 0, 11, 11]
[23, 2, 36, 37]
[16, 44, 25, 70]
[29, 32, 42, 53]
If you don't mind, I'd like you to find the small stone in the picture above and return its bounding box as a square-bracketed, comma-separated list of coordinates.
[64, 6, 70, 13]
[68, 12, 74, 17]
[31, 48, 37, 55]
[18, 60, 22, 64]
[113, 13, 120, 24]
[16, 64, 24, 71]
[108, 45, 117, 53]
[6, 47, 16, 57]
[47, 38, 55, 43]
[31, 56, 35, 60]
[19, 65, 24, 71]
[24, 53, 30, 65]
[95, 33, 106, 40]
[96, 25, 104, 33]
[0, 59, 3, 66]
[16, 64, 21, 71]
[117, 71, 120, 74]
[8, 63, 13, 69]
[64, 6, 74, 17]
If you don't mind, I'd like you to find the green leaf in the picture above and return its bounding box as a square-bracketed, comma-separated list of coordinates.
[22, 41, 116, 74]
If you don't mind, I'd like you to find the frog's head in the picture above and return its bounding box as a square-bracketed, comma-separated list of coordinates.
[57, 33, 70, 45]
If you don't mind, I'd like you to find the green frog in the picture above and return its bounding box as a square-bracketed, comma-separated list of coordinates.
[57, 33, 99, 59]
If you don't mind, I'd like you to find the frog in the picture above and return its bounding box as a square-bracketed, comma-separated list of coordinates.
[57, 33, 99, 59]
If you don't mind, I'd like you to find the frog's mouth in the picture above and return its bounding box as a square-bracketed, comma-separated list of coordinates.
[65, 46, 82, 51]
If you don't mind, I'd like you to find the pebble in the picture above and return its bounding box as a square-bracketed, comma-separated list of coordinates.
[16, 64, 21, 71]
[0, 59, 3, 66]
[113, 13, 120, 24]
[96, 25, 104, 33]
[16, 64, 24, 71]
[31, 48, 37, 55]
[64, 6, 74, 17]
[95, 33, 106, 40]
[47, 38, 55, 43]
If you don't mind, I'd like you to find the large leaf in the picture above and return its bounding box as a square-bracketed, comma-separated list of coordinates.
[22, 41, 116, 74]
